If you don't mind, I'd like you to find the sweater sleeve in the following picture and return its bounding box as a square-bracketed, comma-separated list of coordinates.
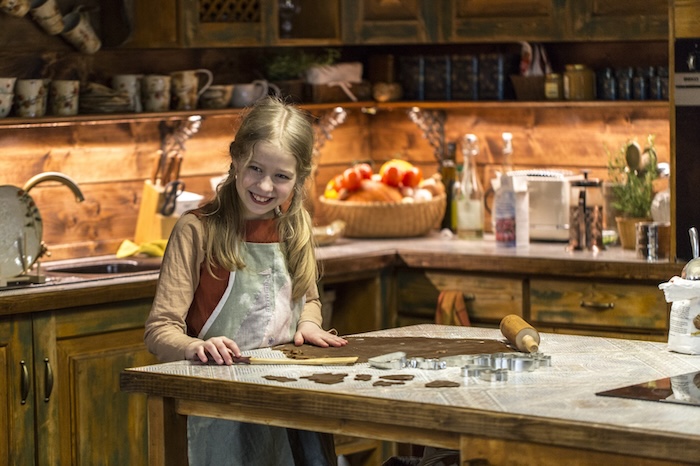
[144, 214, 205, 362]
[298, 282, 324, 329]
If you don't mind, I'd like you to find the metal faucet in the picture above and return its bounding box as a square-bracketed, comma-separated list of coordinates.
[22, 171, 85, 202]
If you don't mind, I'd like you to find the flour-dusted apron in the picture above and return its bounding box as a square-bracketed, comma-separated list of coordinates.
[187, 242, 335, 466]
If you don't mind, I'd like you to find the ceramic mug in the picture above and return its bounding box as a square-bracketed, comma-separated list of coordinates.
[0, 93, 13, 118]
[199, 84, 234, 109]
[49, 80, 79, 116]
[0, 77, 17, 94]
[61, 8, 101, 54]
[29, 0, 63, 35]
[141, 75, 171, 112]
[112, 74, 143, 112]
[0, 0, 30, 17]
[170, 69, 213, 110]
[231, 80, 271, 108]
[15, 79, 47, 117]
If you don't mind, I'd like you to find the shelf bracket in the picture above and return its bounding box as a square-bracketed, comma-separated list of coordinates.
[407, 107, 446, 162]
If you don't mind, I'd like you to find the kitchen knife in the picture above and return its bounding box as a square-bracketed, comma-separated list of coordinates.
[232, 356, 358, 366]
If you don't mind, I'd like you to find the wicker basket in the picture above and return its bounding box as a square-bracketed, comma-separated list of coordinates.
[318, 194, 446, 238]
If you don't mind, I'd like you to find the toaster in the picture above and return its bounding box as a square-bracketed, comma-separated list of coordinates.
[509, 170, 581, 242]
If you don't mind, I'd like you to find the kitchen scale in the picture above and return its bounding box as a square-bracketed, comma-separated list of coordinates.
[597, 370, 700, 407]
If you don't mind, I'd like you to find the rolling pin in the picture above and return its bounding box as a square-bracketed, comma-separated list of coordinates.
[500, 314, 540, 353]
[232, 356, 358, 366]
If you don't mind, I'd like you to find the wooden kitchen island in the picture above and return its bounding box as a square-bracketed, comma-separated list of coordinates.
[121, 324, 700, 466]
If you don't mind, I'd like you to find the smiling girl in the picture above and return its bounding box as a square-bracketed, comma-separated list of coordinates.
[144, 97, 346, 465]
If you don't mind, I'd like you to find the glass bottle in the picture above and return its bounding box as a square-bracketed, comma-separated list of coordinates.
[440, 142, 457, 232]
[456, 134, 484, 239]
[493, 132, 516, 247]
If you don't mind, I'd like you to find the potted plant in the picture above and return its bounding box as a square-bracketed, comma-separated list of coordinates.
[606, 134, 658, 249]
[265, 48, 340, 102]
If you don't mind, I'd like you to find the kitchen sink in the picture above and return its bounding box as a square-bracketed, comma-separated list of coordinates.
[44, 258, 162, 276]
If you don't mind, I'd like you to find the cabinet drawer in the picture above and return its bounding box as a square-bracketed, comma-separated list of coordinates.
[530, 279, 668, 331]
[397, 270, 523, 323]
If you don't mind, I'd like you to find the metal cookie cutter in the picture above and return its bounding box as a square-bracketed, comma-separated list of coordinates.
[479, 368, 509, 382]
[368, 351, 407, 370]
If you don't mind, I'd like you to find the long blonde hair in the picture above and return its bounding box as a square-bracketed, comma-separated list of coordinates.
[198, 97, 317, 301]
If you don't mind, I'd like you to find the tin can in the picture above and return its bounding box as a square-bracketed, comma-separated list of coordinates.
[544, 73, 563, 100]
[563, 64, 596, 100]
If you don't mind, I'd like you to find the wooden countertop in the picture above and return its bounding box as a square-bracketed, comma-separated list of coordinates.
[1, 235, 684, 316]
[121, 324, 700, 465]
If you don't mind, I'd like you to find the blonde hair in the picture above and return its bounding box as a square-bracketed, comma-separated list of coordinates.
[198, 97, 317, 301]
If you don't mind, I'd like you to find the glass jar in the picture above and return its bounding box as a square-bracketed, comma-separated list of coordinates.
[563, 64, 596, 100]
[544, 73, 563, 100]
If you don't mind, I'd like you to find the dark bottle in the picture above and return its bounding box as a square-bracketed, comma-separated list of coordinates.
[440, 142, 458, 232]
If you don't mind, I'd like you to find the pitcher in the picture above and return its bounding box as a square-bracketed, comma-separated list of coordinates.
[231, 80, 279, 107]
[170, 69, 213, 110]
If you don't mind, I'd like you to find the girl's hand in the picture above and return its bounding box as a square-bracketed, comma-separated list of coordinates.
[185, 336, 241, 365]
[294, 321, 348, 347]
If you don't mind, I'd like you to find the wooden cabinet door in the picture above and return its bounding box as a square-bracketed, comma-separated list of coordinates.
[182, 0, 273, 47]
[41, 300, 158, 466]
[395, 270, 524, 327]
[0, 316, 36, 466]
[442, 0, 566, 43]
[568, 0, 668, 41]
[342, 0, 439, 44]
[530, 279, 669, 337]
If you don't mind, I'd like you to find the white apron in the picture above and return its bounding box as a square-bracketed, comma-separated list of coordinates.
[187, 242, 334, 466]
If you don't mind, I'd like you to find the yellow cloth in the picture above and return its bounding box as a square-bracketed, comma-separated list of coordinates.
[116, 239, 168, 258]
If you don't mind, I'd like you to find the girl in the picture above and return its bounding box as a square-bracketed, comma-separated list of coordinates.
[144, 96, 347, 465]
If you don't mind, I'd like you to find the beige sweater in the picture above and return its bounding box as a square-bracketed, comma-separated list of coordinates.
[143, 214, 323, 362]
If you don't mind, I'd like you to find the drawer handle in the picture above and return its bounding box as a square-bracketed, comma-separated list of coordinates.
[580, 300, 615, 310]
[44, 358, 54, 402]
[20, 360, 30, 405]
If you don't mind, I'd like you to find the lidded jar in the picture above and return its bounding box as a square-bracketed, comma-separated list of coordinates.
[563, 64, 596, 100]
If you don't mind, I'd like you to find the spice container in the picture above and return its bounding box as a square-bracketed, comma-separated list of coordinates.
[544, 73, 563, 100]
[563, 64, 595, 100]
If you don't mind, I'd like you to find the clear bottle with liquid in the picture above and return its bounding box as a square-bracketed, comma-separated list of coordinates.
[493, 132, 516, 247]
[456, 134, 484, 239]
[440, 142, 458, 232]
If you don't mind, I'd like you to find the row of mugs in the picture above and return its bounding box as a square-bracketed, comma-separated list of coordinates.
[112, 72, 279, 112]
[1, 0, 101, 53]
[0, 77, 79, 118]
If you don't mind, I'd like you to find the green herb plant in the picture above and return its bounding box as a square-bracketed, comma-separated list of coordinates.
[606, 134, 658, 219]
[265, 48, 340, 82]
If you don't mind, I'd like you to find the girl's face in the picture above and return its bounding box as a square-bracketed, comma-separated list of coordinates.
[234, 141, 298, 219]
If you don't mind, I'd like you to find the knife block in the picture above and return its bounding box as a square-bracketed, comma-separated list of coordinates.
[134, 180, 178, 244]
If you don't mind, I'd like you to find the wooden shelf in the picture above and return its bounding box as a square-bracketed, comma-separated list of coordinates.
[0, 100, 669, 128]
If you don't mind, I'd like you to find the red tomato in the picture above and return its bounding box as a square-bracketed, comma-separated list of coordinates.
[332, 174, 345, 191]
[401, 166, 423, 188]
[381, 165, 402, 187]
[356, 163, 373, 179]
[343, 167, 362, 191]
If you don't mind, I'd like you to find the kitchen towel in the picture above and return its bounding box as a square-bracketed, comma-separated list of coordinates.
[435, 290, 471, 327]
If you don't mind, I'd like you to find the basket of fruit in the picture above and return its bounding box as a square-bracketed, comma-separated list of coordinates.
[319, 160, 446, 238]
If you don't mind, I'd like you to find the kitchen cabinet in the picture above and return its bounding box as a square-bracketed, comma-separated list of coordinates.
[530, 279, 668, 339]
[341, 0, 438, 44]
[395, 269, 524, 327]
[0, 300, 157, 465]
[442, 0, 668, 43]
[569, 0, 669, 41]
[394, 269, 668, 341]
[441, 0, 567, 43]
[139, 0, 343, 48]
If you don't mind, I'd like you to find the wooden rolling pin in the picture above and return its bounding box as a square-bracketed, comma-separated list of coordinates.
[500, 314, 540, 353]
[233, 356, 358, 366]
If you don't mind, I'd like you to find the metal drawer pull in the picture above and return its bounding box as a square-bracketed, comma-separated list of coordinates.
[44, 358, 54, 402]
[20, 360, 29, 405]
[580, 300, 615, 310]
